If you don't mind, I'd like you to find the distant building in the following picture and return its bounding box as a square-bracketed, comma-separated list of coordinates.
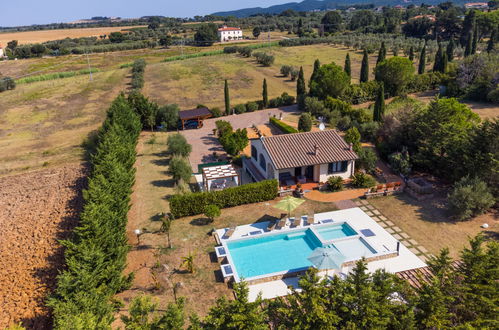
[411, 14, 436, 22]
[0, 44, 4, 58]
[464, 2, 489, 9]
[217, 26, 243, 43]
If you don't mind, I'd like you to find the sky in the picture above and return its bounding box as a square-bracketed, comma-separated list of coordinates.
[0, 0, 291, 27]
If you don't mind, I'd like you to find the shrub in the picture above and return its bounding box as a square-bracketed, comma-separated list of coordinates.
[304, 97, 327, 117]
[253, 52, 275, 66]
[327, 176, 344, 192]
[358, 121, 380, 142]
[280, 65, 293, 77]
[223, 46, 239, 54]
[169, 179, 279, 217]
[234, 104, 246, 114]
[238, 46, 253, 57]
[269, 93, 295, 108]
[209, 107, 223, 118]
[448, 176, 495, 221]
[351, 172, 376, 188]
[344, 127, 361, 153]
[246, 101, 259, 112]
[290, 68, 299, 81]
[388, 149, 411, 176]
[407, 72, 445, 93]
[357, 148, 378, 173]
[167, 133, 192, 157]
[298, 113, 313, 132]
[204, 205, 221, 222]
[270, 117, 299, 134]
[0, 77, 16, 92]
[337, 116, 352, 131]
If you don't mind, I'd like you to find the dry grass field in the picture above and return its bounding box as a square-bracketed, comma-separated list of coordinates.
[0, 26, 145, 45]
[0, 69, 128, 176]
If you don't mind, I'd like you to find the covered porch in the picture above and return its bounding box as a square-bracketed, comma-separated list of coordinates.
[202, 164, 240, 191]
[277, 165, 319, 188]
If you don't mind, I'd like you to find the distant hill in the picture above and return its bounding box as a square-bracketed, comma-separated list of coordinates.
[211, 0, 465, 17]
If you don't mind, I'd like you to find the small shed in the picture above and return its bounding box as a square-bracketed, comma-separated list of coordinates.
[179, 107, 212, 129]
[202, 164, 240, 191]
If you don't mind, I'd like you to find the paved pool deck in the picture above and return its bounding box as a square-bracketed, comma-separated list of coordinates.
[215, 207, 426, 302]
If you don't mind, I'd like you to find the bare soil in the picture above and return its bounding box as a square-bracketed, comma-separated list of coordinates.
[0, 164, 87, 329]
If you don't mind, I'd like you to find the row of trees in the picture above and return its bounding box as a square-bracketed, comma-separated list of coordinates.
[119, 235, 498, 329]
[131, 58, 146, 90]
[47, 94, 141, 328]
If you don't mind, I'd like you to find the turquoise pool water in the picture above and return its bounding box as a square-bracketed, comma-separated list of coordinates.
[315, 223, 357, 241]
[226, 223, 368, 279]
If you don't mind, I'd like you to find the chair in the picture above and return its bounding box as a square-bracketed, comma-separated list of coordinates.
[306, 214, 316, 225]
[267, 220, 277, 231]
[223, 227, 236, 239]
[276, 217, 287, 229]
[291, 215, 301, 228]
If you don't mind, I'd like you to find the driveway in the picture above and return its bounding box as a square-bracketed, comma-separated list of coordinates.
[181, 105, 299, 172]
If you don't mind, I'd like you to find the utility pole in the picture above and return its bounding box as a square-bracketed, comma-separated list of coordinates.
[85, 50, 93, 82]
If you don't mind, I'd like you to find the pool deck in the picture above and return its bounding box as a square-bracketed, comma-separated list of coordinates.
[215, 207, 426, 302]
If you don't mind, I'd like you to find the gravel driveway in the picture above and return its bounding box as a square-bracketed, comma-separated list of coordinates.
[181, 105, 298, 171]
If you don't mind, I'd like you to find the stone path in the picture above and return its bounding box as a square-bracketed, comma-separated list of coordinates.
[354, 199, 432, 262]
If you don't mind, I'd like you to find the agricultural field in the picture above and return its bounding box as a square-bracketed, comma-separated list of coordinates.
[0, 68, 128, 176]
[0, 26, 145, 45]
[142, 44, 378, 109]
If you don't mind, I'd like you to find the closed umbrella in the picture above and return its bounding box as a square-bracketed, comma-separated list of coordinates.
[307, 246, 346, 276]
[274, 195, 305, 217]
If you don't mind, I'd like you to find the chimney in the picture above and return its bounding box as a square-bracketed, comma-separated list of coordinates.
[349, 143, 353, 151]
[314, 144, 319, 156]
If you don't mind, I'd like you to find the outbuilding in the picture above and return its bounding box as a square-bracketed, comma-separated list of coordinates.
[178, 107, 212, 130]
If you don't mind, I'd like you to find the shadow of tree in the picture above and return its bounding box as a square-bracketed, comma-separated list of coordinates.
[151, 179, 176, 188]
[190, 217, 213, 226]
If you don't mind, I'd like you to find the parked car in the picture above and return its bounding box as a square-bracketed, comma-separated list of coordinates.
[178, 120, 200, 130]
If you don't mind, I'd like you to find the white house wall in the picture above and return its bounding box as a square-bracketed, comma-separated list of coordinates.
[318, 160, 355, 182]
[248, 139, 277, 180]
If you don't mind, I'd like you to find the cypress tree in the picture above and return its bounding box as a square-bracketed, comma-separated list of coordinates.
[224, 79, 230, 115]
[460, 10, 476, 47]
[409, 46, 415, 62]
[433, 43, 443, 73]
[465, 32, 473, 57]
[446, 39, 455, 62]
[309, 59, 321, 88]
[297, 66, 306, 110]
[262, 78, 268, 108]
[373, 83, 385, 122]
[418, 43, 426, 74]
[471, 25, 478, 55]
[360, 49, 369, 83]
[487, 30, 495, 53]
[442, 53, 448, 73]
[376, 42, 386, 65]
[344, 53, 351, 78]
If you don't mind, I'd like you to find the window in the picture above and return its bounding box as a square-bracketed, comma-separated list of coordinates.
[259, 154, 266, 171]
[328, 161, 348, 174]
[251, 146, 258, 161]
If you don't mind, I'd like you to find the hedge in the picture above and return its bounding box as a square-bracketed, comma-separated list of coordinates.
[170, 179, 278, 218]
[269, 117, 299, 134]
[16, 68, 100, 84]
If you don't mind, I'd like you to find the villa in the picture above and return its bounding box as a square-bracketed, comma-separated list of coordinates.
[243, 130, 358, 187]
[214, 207, 426, 301]
[218, 26, 243, 42]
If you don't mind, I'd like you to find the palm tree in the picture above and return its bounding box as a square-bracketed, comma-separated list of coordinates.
[160, 213, 173, 249]
[180, 253, 195, 273]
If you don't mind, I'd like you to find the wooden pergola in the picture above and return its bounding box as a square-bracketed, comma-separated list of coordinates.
[179, 107, 212, 129]
[202, 164, 240, 191]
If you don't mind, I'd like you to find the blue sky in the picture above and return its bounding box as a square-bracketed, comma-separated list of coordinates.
[0, 0, 289, 27]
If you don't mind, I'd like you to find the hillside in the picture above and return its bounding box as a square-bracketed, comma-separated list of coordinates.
[212, 0, 467, 17]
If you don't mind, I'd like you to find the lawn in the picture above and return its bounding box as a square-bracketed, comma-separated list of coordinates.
[115, 131, 338, 324]
[0, 68, 128, 176]
[368, 193, 498, 259]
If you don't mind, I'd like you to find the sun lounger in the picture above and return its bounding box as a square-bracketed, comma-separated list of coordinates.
[221, 264, 234, 282]
[223, 227, 235, 239]
[267, 220, 277, 231]
[321, 219, 334, 224]
[215, 246, 227, 258]
[276, 217, 287, 229]
[290, 215, 301, 228]
[249, 230, 263, 236]
[306, 214, 316, 225]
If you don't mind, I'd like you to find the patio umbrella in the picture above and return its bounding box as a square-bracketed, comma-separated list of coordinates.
[307, 246, 346, 276]
[274, 195, 305, 217]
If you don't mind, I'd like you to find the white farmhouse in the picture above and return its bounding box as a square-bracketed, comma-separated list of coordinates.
[0, 44, 4, 58]
[217, 26, 243, 42]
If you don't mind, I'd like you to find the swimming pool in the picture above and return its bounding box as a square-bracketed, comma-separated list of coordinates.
[225, 223, 373, 280]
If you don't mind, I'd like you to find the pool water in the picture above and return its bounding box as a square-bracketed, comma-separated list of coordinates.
[226, 223, 370, 279]
[316, 223, 357, 241]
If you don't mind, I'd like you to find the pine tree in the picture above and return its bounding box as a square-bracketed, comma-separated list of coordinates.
[446, 39, 455, 62]
[433, 43, 443, 73]
[224, 79, 230, 115]
[296, 66, 306, 110]
[344, 53, 351, 79]
[377, 41, 386, 65]
[309, 59, 321, 89]
[360, 49, 369, 83]
[409, 46, 415, 62]
[418, 43, 426, 74]
[262, 78, 268, 108]
[373, 83, 385, 122]
[465, 32, 473, 57]
[471, 25, 478, 55]
[487, 29, 495, 52]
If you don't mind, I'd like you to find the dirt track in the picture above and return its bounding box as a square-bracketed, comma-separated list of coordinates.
[0, 164, 87, 329]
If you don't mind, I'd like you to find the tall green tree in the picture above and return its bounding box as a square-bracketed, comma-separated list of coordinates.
[376, 42, 386, 65]
[373, 83, 385, 122]
[418, 42, 426, 74]
[298, 113, 313, 132]
[487, 29, 496, 52]
[262, 78, 268, 108]
[296, 66, 306, 110]
[252, 26, 261, 38]
[169, 156, 192, 183]
[360, 49, 369, 83]
[167, 133, 192, 157]
[224, 79, 230, 115]
[465, 32, 473, 57]
[309, 63, 351, 99]
[471, 25, 479, 55]
[409, 46, 415, 62]
[460, 10, 476, 47]
[446, 38, 455, 61]
[344, 53, 351, 78]
[433, 43, 445, 73]
[194, 23, 218, 46]
[375, 57, 415, 96]
[309, 59, 321, 90]
[344, 127, 361, 153]
[321, 10, 342, 33]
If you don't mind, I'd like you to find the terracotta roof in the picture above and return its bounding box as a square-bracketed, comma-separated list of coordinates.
[179, 107, 212, 120]
[218, 27, 241, 31]
[396, 260, 462, 289]
[260, 130, 358, 170]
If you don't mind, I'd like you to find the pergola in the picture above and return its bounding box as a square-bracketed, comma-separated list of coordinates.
[202, 164, 240, 191]
[179, 107, 212, 129]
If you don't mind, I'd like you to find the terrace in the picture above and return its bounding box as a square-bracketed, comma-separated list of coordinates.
[214, 208, 426, 301]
